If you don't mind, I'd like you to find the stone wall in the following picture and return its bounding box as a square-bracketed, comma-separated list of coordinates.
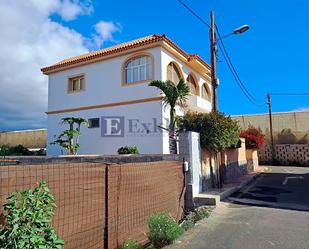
[4, 154, 181, 165]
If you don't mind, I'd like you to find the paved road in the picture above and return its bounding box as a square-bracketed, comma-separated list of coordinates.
[168, 166, 309, 249]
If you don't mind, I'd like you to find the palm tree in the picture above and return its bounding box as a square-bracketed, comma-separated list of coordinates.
[149, 79, 190, 154]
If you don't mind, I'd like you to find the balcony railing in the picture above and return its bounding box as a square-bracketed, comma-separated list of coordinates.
[186, 95, 211, 113]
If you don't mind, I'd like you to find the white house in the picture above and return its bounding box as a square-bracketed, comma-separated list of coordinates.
[41, 34, 212, 155]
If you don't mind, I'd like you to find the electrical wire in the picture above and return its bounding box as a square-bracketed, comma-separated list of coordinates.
[176, 0, 265, 106]
[215, 25, 264, 106]
[176, 0, 210, 28]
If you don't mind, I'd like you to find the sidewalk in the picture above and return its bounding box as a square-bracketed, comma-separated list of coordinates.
[194, 166, 267, 206]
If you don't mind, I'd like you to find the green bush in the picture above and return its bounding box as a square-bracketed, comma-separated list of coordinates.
[194, 207, 213, 221]
[181, 207, 213, 231]
[0, 144, 34, 157]
[178, 112, 241, 152]
[181, 212, 196, 231]
[117, 146, 139, 155]
[148, 213, 183, 248]
[0, 181, 64, 249]
[122, 239, 140, 249]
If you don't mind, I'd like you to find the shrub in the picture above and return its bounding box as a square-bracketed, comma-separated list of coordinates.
[178, 112, 241, 152]
[194, 207, 213, 221]
[122, 240, 140, 249]
[181, 212, 196, 231]
[0, 181, 64, 249]
[148, 213, 183, 248]
[118, 146, 139, 155]
[240, 126, 265, 149]
[181, 207, 213, 231]
[0, 144, 34, 157]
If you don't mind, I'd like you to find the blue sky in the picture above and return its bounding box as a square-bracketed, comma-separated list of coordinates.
[64, 0, 309, 114]
[0, 0, 308, 130]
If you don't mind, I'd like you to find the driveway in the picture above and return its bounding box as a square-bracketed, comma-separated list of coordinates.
[167, 166, 309, 249]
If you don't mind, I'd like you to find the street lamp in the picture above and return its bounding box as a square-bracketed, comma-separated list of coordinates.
[215, 25, 250, 42]
[233, 24, 250, 34]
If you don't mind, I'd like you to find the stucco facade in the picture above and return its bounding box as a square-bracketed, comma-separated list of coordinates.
[42, 35, 211, 155]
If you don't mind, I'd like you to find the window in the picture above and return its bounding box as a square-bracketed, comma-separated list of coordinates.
[201, 83, 211, 101]
[125, 55, 152, 84]
[68, 75, 85, 93]
[88, 118, 100, 128]
[167, 62, 182, 84]
[187, 74, 197, 95]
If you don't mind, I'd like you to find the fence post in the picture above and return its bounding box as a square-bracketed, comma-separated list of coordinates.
[104, 165, 109, 249]
[179, 132, 202, 211]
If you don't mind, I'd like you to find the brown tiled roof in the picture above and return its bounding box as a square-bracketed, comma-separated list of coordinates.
[41, 34, 210, 74]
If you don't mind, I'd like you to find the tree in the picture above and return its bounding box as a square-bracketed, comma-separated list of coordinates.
[149, 79, 190, 154]
[178, 112, 241, 188]
[51, 117, 88, 155]
[178, 112, 240, 152]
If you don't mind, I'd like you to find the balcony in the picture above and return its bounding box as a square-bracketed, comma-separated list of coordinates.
[186, 95, 211, 113]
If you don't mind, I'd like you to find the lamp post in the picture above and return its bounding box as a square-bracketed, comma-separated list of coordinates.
[210, 11, 250, 112]
[209, 11, 249, 188]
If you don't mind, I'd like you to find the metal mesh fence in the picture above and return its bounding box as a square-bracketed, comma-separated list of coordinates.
[0, 162, 106, 249]
[107, 161, 185, 248]
[0, 160, 184, 249]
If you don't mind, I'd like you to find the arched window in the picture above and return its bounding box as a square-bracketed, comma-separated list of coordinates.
[187, 74, 198, 95]
[125, 55, 152, 84]
[167, 62, 182, 83]
[201, 83, 211, 101]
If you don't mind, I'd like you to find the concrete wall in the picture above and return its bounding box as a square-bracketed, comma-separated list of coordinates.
[233, 111, 309, 144]
[259, 144, 309, 166]
[201, 138, 248, 187]
[0, 129, 47, 148]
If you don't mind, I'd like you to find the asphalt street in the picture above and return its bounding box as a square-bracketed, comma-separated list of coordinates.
[167, 166, 309, 249]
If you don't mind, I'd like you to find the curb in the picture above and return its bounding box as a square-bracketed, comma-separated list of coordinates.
[194, 172, 262, 206]
[221, 172, 262, 201]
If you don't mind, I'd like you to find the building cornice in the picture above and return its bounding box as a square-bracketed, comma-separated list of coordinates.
[41, 34, 211, 77]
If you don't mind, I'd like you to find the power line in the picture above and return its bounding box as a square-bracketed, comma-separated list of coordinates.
[176, 0, 210, 28]
[215, 25, 264, 106]
[176, 0, 264, 106]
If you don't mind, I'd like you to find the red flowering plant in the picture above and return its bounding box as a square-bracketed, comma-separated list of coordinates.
[240, 126, 265, 149]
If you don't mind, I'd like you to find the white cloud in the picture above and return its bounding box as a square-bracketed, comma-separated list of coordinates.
[293, 107, 309, 112]
[0, 0, 120, 131]
[93, 21, 121, 47]
[56, 0, 93, 21]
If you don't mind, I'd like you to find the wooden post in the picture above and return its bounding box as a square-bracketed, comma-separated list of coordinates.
[210, 11, 218, 112]
[267, 92, 275, 163]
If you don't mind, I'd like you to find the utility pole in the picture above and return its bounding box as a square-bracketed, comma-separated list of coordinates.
[267, 92, 275, 163]
[209, 11, 222, 188]
[210, 11, 218, 112]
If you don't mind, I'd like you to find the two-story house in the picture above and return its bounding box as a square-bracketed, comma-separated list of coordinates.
[41, 34, 212, 155]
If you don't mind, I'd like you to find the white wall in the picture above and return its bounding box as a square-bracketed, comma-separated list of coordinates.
[160, 48, 212, 99]
[47, 100, 167, 155]
[47, 45, 211, 155]
[48, 47, 162, 112]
